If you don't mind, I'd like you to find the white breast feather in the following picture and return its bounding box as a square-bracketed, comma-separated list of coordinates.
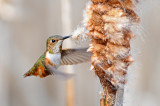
[46, 51, 61, 67]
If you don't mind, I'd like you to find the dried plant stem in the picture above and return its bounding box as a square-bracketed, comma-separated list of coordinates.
[61, 0, 75, 106]
[100, 93, 105, 106]
[66, 79, 75, 106]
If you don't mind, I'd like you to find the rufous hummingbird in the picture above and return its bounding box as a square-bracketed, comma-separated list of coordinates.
[24, 35, 91, 78]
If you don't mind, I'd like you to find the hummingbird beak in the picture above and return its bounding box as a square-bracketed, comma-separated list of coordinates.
[63, 35, 72, 40]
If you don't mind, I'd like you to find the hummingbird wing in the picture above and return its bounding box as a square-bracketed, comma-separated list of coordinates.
[61, 48, 92, 65]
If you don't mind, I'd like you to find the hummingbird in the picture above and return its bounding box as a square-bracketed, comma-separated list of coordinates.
[24, 35, 91, 78]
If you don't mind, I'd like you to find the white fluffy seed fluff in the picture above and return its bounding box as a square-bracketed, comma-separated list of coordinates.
[71, 1, 92, 44]
[71, 26, 90, 44]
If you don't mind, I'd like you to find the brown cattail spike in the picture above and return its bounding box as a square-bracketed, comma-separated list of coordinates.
[86, 0, 139, 105]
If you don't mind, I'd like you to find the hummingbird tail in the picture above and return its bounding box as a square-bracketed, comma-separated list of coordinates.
[23, 71, 32, 78]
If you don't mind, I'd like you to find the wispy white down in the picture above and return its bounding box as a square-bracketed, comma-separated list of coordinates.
[71, 1, 92, 44]
[71, 26, 90, 44]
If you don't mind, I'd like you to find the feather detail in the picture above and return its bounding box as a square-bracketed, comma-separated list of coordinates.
[61, 48, 92, 65]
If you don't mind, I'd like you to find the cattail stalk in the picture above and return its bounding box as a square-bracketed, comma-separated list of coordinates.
[100, 92, 105, 106]
[85, 0, 139, 106]
[61, 0, 75, 106]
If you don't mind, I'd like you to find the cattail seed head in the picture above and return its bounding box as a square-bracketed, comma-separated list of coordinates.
[85, 0, 139, 105]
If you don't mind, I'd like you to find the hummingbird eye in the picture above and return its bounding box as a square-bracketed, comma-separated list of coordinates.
[51, 39, 56, 43]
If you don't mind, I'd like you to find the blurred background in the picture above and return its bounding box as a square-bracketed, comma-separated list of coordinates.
[0, 0, 160, 106]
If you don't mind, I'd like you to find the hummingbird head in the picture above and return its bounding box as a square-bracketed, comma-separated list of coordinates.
[46, 35, 71, 54]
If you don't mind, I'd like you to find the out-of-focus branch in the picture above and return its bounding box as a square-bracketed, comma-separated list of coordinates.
[0, 0, 16, 21]
[60, 0, 75, 106]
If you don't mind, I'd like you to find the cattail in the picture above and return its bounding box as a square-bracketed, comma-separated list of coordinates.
[86, 0, 139, 106]
[71, 0, 139, 105]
